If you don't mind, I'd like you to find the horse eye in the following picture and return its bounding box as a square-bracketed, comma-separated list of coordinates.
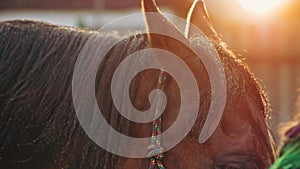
[215, 163, 246, 169]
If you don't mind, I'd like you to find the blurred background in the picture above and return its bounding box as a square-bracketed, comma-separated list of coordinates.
[0, 0, 299, 139]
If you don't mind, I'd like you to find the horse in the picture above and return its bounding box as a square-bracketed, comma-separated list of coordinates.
[0, 0, 275, 168]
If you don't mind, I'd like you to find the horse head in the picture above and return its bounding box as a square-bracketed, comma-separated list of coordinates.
[0, 0, 275, 169]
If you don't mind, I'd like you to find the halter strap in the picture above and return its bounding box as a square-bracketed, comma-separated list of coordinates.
[148, 69, 166, 169]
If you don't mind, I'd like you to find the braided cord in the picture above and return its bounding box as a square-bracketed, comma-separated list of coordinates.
[148, 69, 166, 169]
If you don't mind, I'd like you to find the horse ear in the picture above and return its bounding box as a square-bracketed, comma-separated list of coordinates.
[141, 0, 189, 48]
[185, 0, 219, 40]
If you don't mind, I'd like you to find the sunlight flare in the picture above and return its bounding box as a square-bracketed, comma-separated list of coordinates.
[238, 0, 285, 14]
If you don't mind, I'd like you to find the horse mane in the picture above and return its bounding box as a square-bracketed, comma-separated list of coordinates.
[0, 20, 133, 168]
[0, 20, 274, 168]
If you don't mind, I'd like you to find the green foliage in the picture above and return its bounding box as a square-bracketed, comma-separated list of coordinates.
[270, 136, 300, 169]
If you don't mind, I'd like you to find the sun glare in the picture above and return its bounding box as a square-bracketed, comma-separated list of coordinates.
[238, 0, 285, 14]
